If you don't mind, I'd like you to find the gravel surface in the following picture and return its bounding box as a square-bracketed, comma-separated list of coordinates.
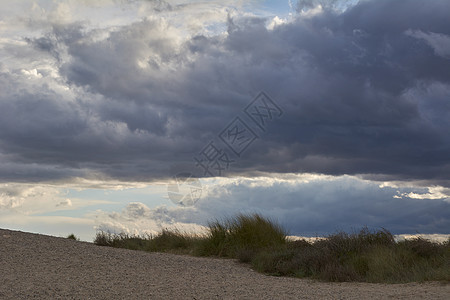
[1, 228, 449, 299]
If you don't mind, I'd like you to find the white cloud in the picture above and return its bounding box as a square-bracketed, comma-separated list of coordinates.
[0, 179, 157, 214]
[267, 16, 288, 30]
[395, 234, 450, 244]
[399, 186, 450, 200]
[93, 202, 207, 236]
[21, 68, 43, 78]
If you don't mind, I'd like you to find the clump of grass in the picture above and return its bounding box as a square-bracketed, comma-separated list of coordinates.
[195, 213, 287, 258]
[94, 230, 202, 254]
[67, 233, 80, 241]
[94, 232, 153, 250]
[146, 229, 203, 254]
[93, 215, 450, 283]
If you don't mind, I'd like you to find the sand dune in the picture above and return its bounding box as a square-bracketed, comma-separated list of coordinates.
[1, 228, 448, 299]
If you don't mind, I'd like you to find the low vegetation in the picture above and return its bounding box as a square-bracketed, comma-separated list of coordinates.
[251, 228, 449, 283]
[94, 229, 202, 255]
[66, 233, 80, 241]
[94, 213, 450, 283]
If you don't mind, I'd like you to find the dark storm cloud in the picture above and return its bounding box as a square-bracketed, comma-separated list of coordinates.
[0, 0, 449, 183]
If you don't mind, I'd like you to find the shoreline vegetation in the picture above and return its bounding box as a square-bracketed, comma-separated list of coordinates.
[93, 213, 449, 283]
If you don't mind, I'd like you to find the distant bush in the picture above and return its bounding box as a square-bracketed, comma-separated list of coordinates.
[93, 215, 450, 283]
[66, 233, 79, 241]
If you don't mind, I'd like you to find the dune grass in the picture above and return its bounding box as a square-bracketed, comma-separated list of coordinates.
[195, 214, 287, 259]
[93, 213, 450, 283]
[94, 229, 203, 255]
[251, 228, 449, 283]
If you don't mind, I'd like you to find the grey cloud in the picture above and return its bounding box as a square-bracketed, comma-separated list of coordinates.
[406, 30, 450, 59]
[0, 0, 449, 185]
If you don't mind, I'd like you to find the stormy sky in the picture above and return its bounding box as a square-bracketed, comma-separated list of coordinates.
[0, 0, 449, 241]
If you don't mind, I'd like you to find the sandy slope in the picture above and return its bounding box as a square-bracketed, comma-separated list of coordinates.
[0, 228, 448, 299]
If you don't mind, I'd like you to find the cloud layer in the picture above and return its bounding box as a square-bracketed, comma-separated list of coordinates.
[1, 0, 449, 185]
[95, 174, 450, 236]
